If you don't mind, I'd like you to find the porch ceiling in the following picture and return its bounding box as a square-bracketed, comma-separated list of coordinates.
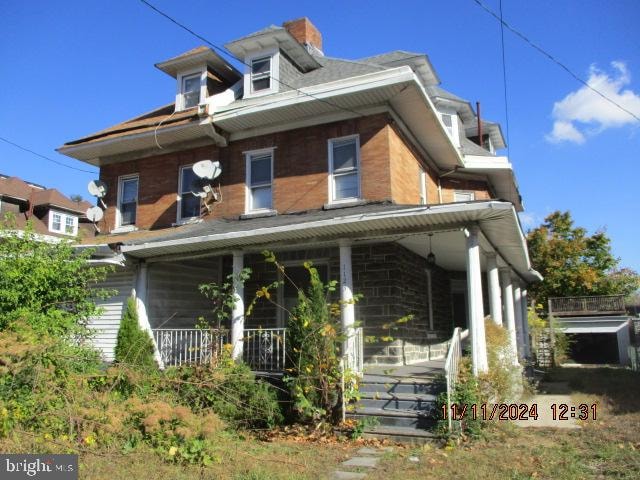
[118, 201, 541, 283]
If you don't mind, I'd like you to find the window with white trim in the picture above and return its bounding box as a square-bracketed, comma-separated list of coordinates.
[178, 165, 201, 221]
[251, 56, 272, 93]
[328, 135, 360, 203]
[440, 112, 460, 147]
[419, 168, 427, 205]
[179, 72, 202, 110]
[117, 175, 138, 227]
[48, 210, 78, 236]
[246, 149, 273, 212]
[453, 191, 475, 202]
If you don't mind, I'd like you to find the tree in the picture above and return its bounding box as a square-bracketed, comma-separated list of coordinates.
[0, 214, 112, 335]
[114, 297, 156, 368]
[527, 211, 640, 312]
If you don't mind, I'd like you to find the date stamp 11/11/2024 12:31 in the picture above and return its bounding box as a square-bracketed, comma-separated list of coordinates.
[442, 403, 598, 421]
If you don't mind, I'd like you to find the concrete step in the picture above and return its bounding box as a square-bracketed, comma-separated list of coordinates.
[348, 407, 437, 429]
[358, 391, 437, 411]
[359, 379, 443, 396]
[361, 425, 437, 444]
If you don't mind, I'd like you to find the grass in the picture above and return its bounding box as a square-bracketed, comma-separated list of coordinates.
[0, 431, 358, 480]
[3, 367, 639, 479]
[367, 367, 640, 480]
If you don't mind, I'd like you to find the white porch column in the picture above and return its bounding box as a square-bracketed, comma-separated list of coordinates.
[231, 251, 245, 361]
[513, 281, 524, 361]
[134, 262, 162, 366]
[465, 226, 488, 375]
[339, 240, 356, 366]
[521, 288, 531, 359]
[486, 253, 502, 326]
[500, 267, 519, 364]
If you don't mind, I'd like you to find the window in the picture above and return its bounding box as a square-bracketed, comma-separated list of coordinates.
[419, 168, 427, 205]
[453, 191, 475, 203]
[117, 175, 138, 227]
[180, 72, 201, 110]
[329, 135, 360, 202]
[48, 210, 77, 236]
[246, 149, 273, 212]
[251, 56, 271, 93]
[440, 112, 460, 147]
[178, 165, 201, 221]
[244, 49, 279, 98]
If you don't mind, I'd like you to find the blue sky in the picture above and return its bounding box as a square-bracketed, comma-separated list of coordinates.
[1, 0, 639, 271]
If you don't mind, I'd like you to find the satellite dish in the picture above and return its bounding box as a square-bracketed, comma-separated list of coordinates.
[87, 180, 108, 198]
[86, 206, 104, 223]
[190, 178, 211, 198]
[193, 160, 222, 180]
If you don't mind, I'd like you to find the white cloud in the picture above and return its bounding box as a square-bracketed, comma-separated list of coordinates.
[518, 211, 542, 229]
[546, 61, 640, 144]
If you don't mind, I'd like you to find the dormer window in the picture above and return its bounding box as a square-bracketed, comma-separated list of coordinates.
[440, 112, 460, 148]
[48, 210, 78, 236]
[244, 49, 279, 98]
[251, 56, 271, 92]
[177, 70, 204, 111]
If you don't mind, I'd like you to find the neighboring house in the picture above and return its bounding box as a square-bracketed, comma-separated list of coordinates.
[0, 174, 93, 239]
[58, 18, 540, 373]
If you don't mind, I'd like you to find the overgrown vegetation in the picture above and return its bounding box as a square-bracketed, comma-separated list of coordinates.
[114, 297, 156, 368]
[528, 305, 572, 366]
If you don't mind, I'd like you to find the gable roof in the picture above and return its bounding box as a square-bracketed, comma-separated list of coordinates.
[0, 176, 35, 201]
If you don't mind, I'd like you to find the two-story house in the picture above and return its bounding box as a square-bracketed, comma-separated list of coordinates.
[0, 174, 92, 239]
[59, 18, 540, 375]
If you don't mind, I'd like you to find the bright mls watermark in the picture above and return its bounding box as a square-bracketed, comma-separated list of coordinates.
[1, 455, 77, 479]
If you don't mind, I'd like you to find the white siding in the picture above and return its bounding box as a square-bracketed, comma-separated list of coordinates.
[89, 266, 135, 361]
[147, 258, 221, 330]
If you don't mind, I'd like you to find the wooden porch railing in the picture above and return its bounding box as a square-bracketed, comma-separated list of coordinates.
[444, 327, 469, 432]
[548, 295, 626, 317]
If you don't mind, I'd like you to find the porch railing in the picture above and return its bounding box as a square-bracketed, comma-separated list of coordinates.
[344, 327, 364, 375]
[152, 327, 287, 372]
[548, 295, 626, 317]
[444, 327, 469, 432]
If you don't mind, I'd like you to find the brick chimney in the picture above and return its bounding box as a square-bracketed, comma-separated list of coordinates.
[282, 17, 323, 55]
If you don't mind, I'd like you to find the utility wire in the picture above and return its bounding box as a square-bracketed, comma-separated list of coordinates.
[472, 0, 640, 123]
[138, 0, 366, 119]
[0, 136, 98, 174]
[498, 0, 511, 153]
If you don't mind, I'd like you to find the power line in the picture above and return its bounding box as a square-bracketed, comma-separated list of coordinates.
[472, 0, 640, 123]
[0, 136, 98, 174]
[138, 0, 366, 119]
[498, 0, 511, 153]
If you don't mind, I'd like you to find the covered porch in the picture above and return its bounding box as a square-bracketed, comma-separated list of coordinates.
[90, 201, 540, 376]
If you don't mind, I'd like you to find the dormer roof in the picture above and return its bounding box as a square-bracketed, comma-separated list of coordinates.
[359, 51, 440, 87]
[155, 46, 241, 85]
[224, 26, 321, 72]
[466, 120, 506, 150]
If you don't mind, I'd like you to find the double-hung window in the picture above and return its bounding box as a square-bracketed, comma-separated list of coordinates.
[118, 175, 138, 227]
[48, 210, 78, 236]
[181, 73, 201, 109]
[246, 149, 273, 212]
[329, 135, 360, 202]
[250, 56, 272, 93]
[178, 165, 201, 221]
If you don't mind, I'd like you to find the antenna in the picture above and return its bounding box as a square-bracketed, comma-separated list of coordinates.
[85, 206, 104, 233]
[87, 179, 108, 209]
[190, 178, 212, 198]
[192, 160, 222, 180]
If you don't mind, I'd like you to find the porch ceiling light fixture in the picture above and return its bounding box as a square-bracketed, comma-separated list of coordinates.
[426, 233, 436, 268]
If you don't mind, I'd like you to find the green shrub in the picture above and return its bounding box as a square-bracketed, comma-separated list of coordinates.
[114, 297, 156, 369]
[165, 350, 283, 429]
[480, 319, 524, 402]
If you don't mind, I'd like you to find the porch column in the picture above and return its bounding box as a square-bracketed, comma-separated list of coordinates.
[231, 251, 245, 361]
[513, 280, 524, 361]
[521, 288, 531, 359]
[134, 262, 162, 366]
[486, 253, 502, 326]
[465, 226, 488, 375]
[339, 240, 356, 367]
[500, 267, 519, 364]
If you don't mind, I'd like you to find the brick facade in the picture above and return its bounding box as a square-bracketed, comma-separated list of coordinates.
[99, 113, 491, 233]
